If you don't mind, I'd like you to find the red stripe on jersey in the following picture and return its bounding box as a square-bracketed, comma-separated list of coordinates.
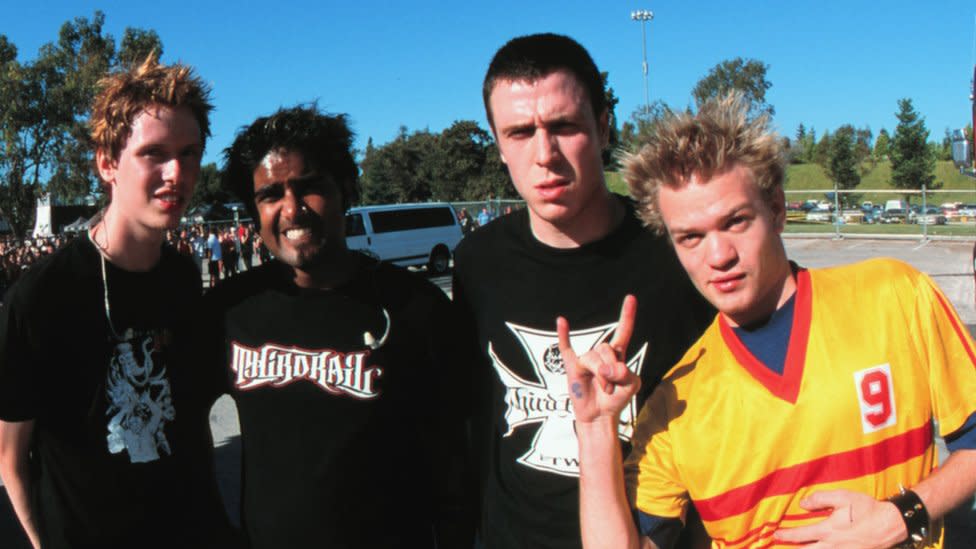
[695, 421, 932, 522]
[932, 288, 976, 369]
[719, 269, 811, 404]
[712, 510, 831, 546]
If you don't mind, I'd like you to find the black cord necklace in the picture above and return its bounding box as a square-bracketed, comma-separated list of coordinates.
[88, 223, 127, 342]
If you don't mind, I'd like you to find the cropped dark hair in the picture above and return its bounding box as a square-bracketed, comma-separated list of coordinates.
[222, 105, 359, 224]
[482, 33, 606, 128]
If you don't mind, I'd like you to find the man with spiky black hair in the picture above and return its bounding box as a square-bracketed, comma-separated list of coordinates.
[205, 104, 473, 549]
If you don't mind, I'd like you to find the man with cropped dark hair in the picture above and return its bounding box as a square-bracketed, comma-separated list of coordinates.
[481, 32, 606, 131]
[205, 104, 472, 549]
[453, 33, 711, 549]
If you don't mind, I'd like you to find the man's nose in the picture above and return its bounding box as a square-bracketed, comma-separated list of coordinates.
[534, 130, 559, 166]
[705, 233, 737, 270]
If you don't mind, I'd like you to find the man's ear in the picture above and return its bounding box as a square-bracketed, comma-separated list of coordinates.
[96, 149, 117, 185]
[771, 186, 787, 233]
[490, 129, 508, 165]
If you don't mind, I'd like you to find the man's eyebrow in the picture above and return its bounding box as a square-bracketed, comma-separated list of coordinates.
[499, 121, 535, 135]
[668, 203, 754, 234]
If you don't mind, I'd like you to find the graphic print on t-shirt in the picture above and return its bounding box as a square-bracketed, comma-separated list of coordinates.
[491, 321, 647, 477]
[105, 329, 175, 464]
[230, 341, 383, 399]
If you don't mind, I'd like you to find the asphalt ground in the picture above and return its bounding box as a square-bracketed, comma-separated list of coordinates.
[2, 237, 976, 547]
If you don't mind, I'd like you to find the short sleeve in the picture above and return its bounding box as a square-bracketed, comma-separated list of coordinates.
[0, 291, 40, 421]
[910, 272, 976, 437]
[625, 378, 689, 521]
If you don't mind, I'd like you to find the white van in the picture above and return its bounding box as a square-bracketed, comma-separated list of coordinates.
[345, 203, 463, 275]
[885, 199, 907, 212]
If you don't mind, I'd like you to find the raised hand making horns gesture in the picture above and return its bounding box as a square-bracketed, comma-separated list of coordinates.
[558, 295, 642, 426]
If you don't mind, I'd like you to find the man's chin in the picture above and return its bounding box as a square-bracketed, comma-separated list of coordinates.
[279, 245, 345, 271]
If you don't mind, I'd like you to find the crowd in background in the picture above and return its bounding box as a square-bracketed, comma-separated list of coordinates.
[2, 203, 513, 299]
[0, 234, 67, 297]
[166, 222, 269, 285]
[457, 205, 516, 234]
[0, 222, 270, 300]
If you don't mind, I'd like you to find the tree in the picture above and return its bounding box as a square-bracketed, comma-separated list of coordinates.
[853, 127, 873, 168]
[117, 28, 163, 69]
[618, 100, 673, 154]
[188, 163, 229, 209]
[0, 12, 164, 237]
[430, 120, 492, 201]
[691, 57, 773, 118]
[829, 126, 861, 207]
[360, 121, 515, 205]
[873, 129, 890, 160]
[934, 129, 953, 161]
[812, 130, 832, 168]
[601, 71, 621, 168]
[890, 98, 936, 193]
[791, 123, 815, 164]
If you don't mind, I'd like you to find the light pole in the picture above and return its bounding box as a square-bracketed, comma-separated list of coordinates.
[631, 9, 654, 115]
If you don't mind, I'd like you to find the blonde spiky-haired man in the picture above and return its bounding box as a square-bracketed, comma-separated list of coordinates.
[567, 94, 976, 549]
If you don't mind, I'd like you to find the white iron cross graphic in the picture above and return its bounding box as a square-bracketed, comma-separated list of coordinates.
[490, 321, 647, 477]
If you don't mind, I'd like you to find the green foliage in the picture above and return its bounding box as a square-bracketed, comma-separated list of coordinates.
[790, 124, 817, 164]
[0, 11, 164, 237]
[359, 121, 513, 205]
[117, 28, 163, 69]
[691, 57, 773, 118]
[812, 130, 831, 168]
[601, 71, 621, 168]
[611, 160, 974, 203]
[890, 98, 936, 192]
[873, 129, 890, 160]
[828, 127, 861, 206]
[605, 170, 627, 195]
[852, 127, 873, 168]
[188, 163, 229, 209]
[934, 129, 953, 161]
[617, 100, 674, 155]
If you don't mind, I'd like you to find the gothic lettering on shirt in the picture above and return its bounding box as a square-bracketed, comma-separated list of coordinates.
[231, 341, 383, 399]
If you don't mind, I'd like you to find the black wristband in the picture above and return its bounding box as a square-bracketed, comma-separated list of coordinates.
[887, 488, 929, 548]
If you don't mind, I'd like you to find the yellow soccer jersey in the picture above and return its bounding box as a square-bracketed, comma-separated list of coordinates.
[628, 259, 976, 548]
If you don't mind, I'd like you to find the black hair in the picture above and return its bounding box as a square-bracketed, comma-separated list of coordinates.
[482, 33, 606, 128]
[222, 104, 359, 226]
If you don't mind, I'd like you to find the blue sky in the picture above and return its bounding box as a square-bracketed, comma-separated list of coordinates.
[3, 0, 974, 166]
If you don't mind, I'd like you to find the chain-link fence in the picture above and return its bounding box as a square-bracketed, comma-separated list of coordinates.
[784, 187, 976, 239]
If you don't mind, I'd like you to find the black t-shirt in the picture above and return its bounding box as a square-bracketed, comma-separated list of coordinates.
[203, 256, 471, 549]
[0, 237, 231, 549]
[453, 198, 713, 549]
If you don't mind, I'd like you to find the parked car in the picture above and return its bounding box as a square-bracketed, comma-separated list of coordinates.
[881, 208, 907, 224]
[344, 202, 463, 275]
[958, 204, 976, 217]
[910, 207, 948, 225]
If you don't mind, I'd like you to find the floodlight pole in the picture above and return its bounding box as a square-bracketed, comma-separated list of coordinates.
[631, 9, 654, 114]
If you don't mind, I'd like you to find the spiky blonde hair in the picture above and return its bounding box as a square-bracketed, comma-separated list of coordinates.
[625, 93, 785, 234]
[89, 53, 212, 161]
